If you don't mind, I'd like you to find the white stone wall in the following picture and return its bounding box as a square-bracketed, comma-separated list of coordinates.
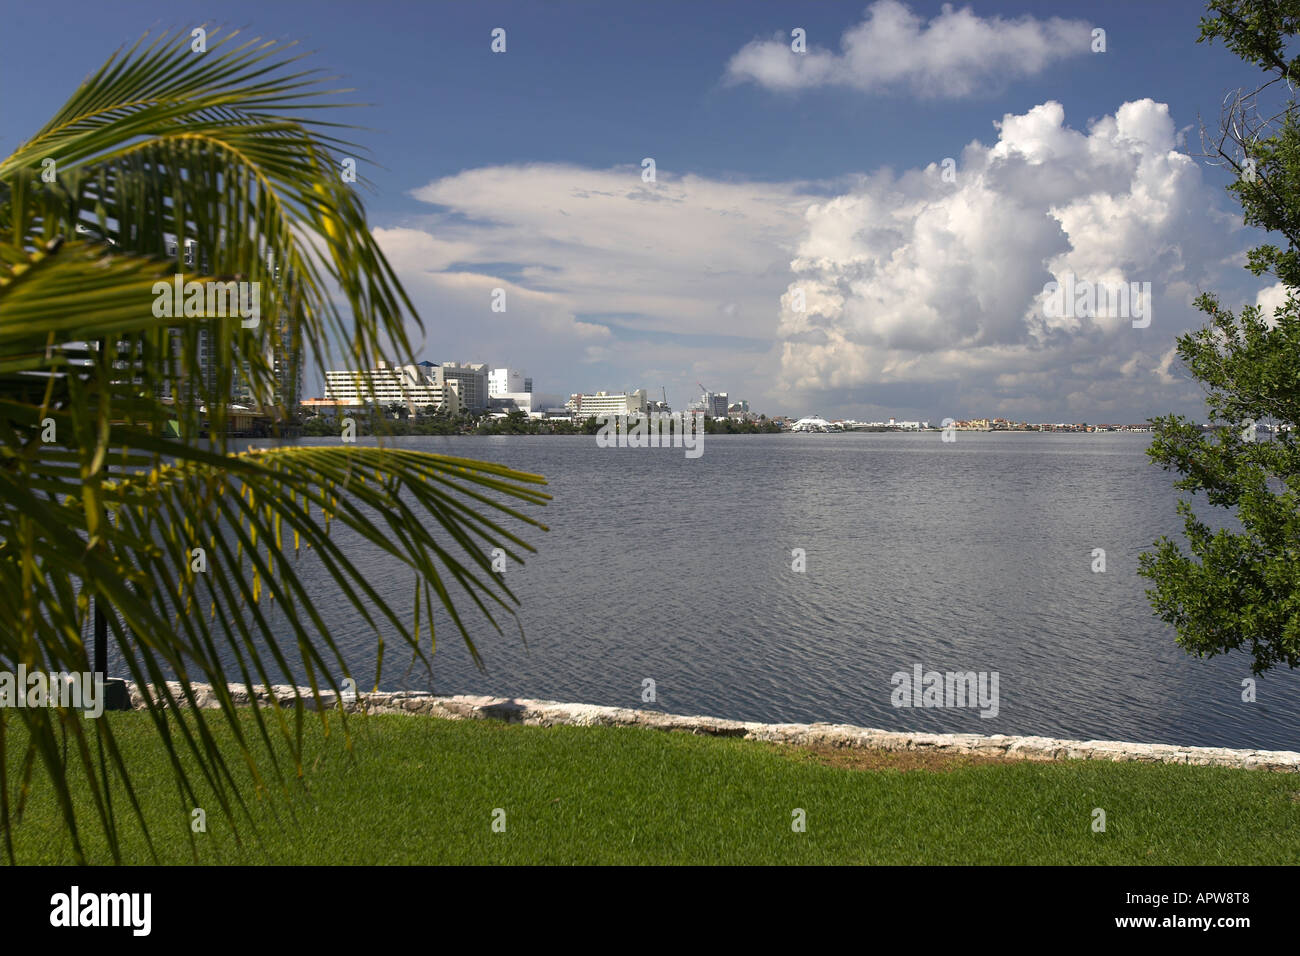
[126, 682, 1300, 773]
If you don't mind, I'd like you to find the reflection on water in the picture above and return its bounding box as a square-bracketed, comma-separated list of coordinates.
[141, 432, 1299, 751]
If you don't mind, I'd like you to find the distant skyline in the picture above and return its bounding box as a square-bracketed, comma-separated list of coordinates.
[1, 0, 1285, 421]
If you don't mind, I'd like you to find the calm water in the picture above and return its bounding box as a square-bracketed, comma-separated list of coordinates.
[216, 432, 1299, 751]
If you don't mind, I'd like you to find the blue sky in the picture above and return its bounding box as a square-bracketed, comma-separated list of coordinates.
[1, 1, 1280, 420]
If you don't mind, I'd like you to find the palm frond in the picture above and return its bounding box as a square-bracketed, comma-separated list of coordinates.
[0, 27, 548, 863]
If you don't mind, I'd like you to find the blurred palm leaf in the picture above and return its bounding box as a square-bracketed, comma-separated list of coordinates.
[0, 27, 548, 864]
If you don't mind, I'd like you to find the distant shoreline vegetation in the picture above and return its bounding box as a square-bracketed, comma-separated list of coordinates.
[299, 409, 785, 437]
[295, 412, 1215, 439]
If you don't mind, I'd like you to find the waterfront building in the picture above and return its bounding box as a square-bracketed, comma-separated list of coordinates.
[488, 367, 533, 414]
[566, 389, 648, 419]
[436, 361, 489, 412]
[687, 389, 729, 417]
[488, 367, 531, 396]
[324, 360, 461, 415]
[300, 397, 365, 417]
[791, 416, 841, 432]
[490, 393, 533, 414]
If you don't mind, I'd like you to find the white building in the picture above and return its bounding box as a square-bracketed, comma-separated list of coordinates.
[490, 393, 533, 414]
[488, 367, 533, 414]
[791, 416, 842, 432]
[324, 360, 461, 415]
[488, 367, 532, 396]
[566, 389, 648, 419]
[434, 362, 488, 412]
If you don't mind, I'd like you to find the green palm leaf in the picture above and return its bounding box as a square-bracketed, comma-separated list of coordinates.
[0, 27, 548, 864]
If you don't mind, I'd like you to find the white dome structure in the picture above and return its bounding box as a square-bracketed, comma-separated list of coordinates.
[790, 417, 841, 432]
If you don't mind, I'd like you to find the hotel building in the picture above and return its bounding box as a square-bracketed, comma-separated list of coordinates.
[488, 366, 534, 415]
[324, 360, 462, 415]
[565, 389, 648, 419]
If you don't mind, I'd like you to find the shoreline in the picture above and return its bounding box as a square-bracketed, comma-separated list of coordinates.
[127, 682, 1300, 773]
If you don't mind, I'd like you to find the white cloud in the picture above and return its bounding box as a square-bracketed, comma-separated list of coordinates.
[406, 165, 810, 336]
[775, 98, 1247, 417]
[364, 102, 1269, 421]
[1255, 281, 1291, 328]
[369, 229, 616, 360]
[371, 165, 813, 407]
[725, 0, 1093, 98]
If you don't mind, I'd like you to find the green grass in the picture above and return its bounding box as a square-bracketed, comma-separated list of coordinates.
[5, 711, 1299, 864]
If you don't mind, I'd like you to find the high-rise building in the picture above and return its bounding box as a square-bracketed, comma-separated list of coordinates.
[689, 389, 729, 417]
[436, 362, 489, 412]
[488, 367, 532, 414]
[235, 253, 302, 414]
[159, 241, 301, 418]
[488, 367, 527, 396]
[159, 240, 217, 404]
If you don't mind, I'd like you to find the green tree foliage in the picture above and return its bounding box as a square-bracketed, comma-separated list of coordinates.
[1138, 0, 1300, 673]
[703, 416, 782, 435]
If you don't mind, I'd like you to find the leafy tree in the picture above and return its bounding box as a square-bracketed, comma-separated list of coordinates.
[1138, 0, 1300, 673]
[0, 29, 550, 862]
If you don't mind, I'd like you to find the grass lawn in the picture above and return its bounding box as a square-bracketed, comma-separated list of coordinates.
[5, 710, 1299, 864]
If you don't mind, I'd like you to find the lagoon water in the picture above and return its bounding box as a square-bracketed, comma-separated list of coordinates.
[221, 432, 1300, 751]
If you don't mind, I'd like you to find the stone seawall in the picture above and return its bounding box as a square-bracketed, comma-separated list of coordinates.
[127, 682, 1300, 772]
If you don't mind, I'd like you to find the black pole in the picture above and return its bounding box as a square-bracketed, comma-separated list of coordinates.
[91, 332, 129, 709]
[93, 597, 106, 678]
[94, 333, 108, 682]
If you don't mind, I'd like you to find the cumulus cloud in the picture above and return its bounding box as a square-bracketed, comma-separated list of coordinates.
[1255, 281, 1292, 328]
[776, 98, 1244, 417]
[364, 103, 1267, 420]
[725, 0, 1093, 98]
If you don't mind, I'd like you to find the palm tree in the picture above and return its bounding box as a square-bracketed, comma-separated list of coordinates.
[0, 28, 549, 863]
